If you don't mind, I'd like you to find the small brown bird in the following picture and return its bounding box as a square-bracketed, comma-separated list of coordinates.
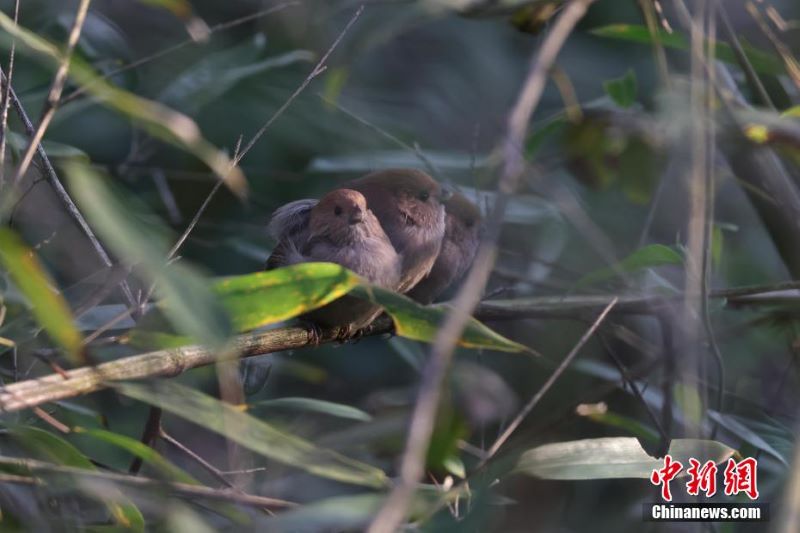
[408, 191, 482, 304]
[346, 168, 449, 293]
[266, 189, 401, 335]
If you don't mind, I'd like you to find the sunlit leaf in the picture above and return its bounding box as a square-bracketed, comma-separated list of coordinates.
[516, 437, 736, 480]
[0, 12, 246, 196]
[9, 426, 145, 530]
[592, 24, 784, 76]
[603, 69, 637, 108]
[64, 162, 232, 349]
[117, 381, 389, 488]
[248, 397, 372, 422]
[350, 285, 531, 353]
[576, 244, 683, 287]
[215, 264, 360, 332]
[0, 228, 83, 362]
[575, 403, 659, 443]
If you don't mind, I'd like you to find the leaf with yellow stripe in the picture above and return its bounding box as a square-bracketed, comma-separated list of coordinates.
[350, 285, 531, 354]
[215, 263, 360, 331]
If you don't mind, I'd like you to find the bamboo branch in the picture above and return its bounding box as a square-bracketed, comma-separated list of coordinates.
[0, 317, 393, 413]
[2, 282, 800, 414]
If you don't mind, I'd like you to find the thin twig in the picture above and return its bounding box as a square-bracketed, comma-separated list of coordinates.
[10, 0, 92, 187]
[717, 2, 773, 109]
[59, 2, 301, 106]
[234, 5, 365, 167]
[0, 0, 19, 188]
[0, 456, 296, 509]
[165, 5, 364, 264]
[128, 407, 162, 474]
[484, 298, 618, 460]
[160, 427, 238, 490]
[318, 94, 443, 180]
[0, 73, 137, 308]
[597, 331, 668, 442]
[366, 2, 595, 531]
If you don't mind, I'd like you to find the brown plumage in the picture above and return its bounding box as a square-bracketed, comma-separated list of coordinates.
[266, 189, 401, 333]
[407, 191, 482, 303]
[345, 168, 448, 293]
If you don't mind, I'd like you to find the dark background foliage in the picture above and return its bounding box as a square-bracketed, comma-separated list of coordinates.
[0, 0, 799, 530]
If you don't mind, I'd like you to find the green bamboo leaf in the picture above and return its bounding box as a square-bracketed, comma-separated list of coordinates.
[248, 397, 372, 422]
[116, 381, 389, 489]
[0, 228, 83, 362]
[576, 244, 683, 287]
[516, 437, 736, 480]
[9, 426, 145, 530]
[350, 285, 531, 353]
[64, 162, 232, 349]
[603, 69, 637, 108]
[0, 12, 246, 196]
[707, 411, 788, 466]
[215, 263, 361, 332]
[592, 24, 784, 76]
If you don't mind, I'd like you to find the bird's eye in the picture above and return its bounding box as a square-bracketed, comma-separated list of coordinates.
[334, 206, 343, 216]
[465, 219, 475, 228]
[418, 191, 430, 202]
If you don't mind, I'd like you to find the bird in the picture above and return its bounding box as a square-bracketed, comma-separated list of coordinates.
[345, 168, 449, 293]
[266, 188, 401, 337]
[407, 191, 482, 304]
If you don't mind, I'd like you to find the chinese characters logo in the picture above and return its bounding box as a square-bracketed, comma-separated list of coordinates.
[651, 456, 758, 502]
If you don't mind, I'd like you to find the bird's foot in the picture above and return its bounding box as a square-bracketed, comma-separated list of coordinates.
[300, 320, 323, 346]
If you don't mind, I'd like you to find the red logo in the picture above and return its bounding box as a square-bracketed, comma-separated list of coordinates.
[650, 456, 759, 501]
[650, 454, 683, 501]
[723, 457, 759, 500]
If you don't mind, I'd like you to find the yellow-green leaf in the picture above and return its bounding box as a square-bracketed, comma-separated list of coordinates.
[116, 381, 389, 489]
[0, 12, 246, 196]
[215, 263, 361, 331]
[350, 285, 530, 353]
[0, 228, 83, 362]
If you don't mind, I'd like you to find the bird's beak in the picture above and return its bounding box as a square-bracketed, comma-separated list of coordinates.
[349, 209, 365, 225]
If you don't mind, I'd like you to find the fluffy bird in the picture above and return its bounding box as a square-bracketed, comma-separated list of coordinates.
[266, 188, 400, 335]
[408, 191, 482, 304]
[345, 168, 449, 293]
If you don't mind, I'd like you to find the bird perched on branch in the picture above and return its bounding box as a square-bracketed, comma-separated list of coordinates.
[266, 188, 400, 336]
[345, 168, 450, 292]
[408, 191, 482, 304]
